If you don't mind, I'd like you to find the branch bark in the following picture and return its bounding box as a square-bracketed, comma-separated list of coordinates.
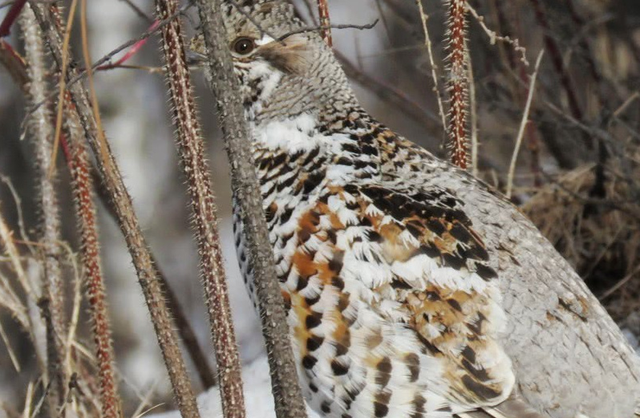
[28, 3, 199, 416]
[193, 1, 308, 417]
[19, 6, 67, 412]
[154, 0, 245, 415]
[63, 100, 122, 418]
[444, 0, 470, 169]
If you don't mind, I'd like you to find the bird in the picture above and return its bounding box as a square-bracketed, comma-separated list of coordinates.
[218, 1, 640, 417]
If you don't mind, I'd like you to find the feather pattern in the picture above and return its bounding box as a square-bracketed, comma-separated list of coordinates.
[220, 1, 640, 417]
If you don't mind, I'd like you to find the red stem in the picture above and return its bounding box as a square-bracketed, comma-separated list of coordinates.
[317, 0, 332, 47]
[445, 0, 469, 169]
[97, 20, 160, 70]
[0, 0, 26, 37]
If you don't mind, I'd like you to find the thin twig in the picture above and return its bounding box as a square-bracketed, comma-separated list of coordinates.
[50, 0, 78, 177]
[277, 20, 379, 42]
[28, 4, 191, 115]
[29, 3, 200, 416]
[466, 3, 529, 66]
[415, 0, 447, 134]
[194, 0, 309, 417]
[96, 20, 159, 70]
[598, 264, 640, 301]
[335, 50, 441, 131]
[118, 0, 153, 23]
[529, 0, 583, 122]
[154, 0, 245, 416]
[507, 50, 544, 198]
[0, 39, 28, 87]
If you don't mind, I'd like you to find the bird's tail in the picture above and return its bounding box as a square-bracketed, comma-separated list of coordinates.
[455, 396, 548, 418]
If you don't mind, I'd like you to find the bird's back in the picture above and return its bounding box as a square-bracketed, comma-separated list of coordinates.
[409, 153, 640, 417]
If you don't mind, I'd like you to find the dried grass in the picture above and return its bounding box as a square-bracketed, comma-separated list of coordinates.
[523, 160, 640, 322]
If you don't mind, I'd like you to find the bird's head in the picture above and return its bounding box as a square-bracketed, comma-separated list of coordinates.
[219, 0, 359, 124]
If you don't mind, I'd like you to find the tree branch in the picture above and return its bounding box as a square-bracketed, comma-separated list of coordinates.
[193, 0, 308, 417]
[444, 0, 470, 169]
[28, 3, 200, 416]
[19, 6, 67, 412]
[154, 0, 245, 415]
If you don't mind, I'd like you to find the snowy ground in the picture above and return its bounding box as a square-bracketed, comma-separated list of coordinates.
[150, 355, 320, 418]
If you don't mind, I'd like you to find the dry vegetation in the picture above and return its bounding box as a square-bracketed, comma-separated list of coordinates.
[0, 0, 638, 416]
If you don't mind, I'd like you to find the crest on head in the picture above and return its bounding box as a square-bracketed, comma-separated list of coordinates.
[220, 0, 302, 43]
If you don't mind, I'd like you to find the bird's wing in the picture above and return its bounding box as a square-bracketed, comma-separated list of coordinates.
[350, 183, 515, 406]
[285, 180, 527, 414]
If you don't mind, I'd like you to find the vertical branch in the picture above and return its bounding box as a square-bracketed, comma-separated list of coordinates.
[29, 4, 200, 417]
[415, 0, 447, 135]
[444, 0, 470, 169]
[154, 0, 245, 416]
[316, 0, 332, 47]
[37, 296, 66, 412]
[193, 1, 309, 418]
[18, 5, 67, 411]
[529, 0, 583, 122]
[62, 101, 122, 418]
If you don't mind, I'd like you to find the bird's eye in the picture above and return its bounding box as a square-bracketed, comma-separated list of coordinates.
[232, 37, 256, 55]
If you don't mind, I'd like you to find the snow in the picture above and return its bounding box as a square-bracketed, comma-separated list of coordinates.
[149, 354, 321, 418]
[622, 328, 640, 356]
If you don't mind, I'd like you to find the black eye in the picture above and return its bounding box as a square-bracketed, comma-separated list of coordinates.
[233, 37, 255, 55]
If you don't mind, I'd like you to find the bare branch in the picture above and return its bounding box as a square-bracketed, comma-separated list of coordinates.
[507, 50, 544, 198]
[154, 0, 245, 415]
[415, 0, 447, 136]
[62, 102, 122, 418]
[193, 0, 309, 417]
[19, 6, 66, 411]
[29, 3, 200, 416]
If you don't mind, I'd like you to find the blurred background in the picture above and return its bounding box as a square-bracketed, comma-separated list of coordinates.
[0, 0, 639, 416]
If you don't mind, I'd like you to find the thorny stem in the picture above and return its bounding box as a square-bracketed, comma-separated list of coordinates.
[444, 0, 470, 169]
[86, 158, 217, 389]
[0, 1, 216, 395]
[154, 0, 245, 416]
[27, 4, 190, 116]
[316, 0, 332, 47]
[63, 97, 122, 418]
[29, 3, 200, 416]
[194, 0, 309, 417]
[19, 5, 67, 411]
